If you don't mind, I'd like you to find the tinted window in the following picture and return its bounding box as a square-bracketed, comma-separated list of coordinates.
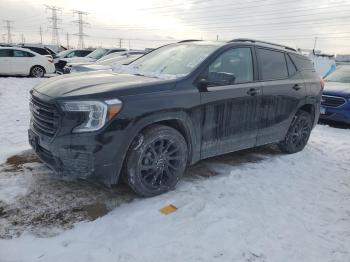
[209, 47, 253, 84]
[0, 49, 12, 57]
[27, 47, 47, 55]
[13, 50, 34, 57]
[290, 54, 314, 71]
[286, 54, 297, 76]
[258, 48, 288, 80]
[81, 50, 92, 56]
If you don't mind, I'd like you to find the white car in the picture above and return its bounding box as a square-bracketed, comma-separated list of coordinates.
[0, 47, 55, 77]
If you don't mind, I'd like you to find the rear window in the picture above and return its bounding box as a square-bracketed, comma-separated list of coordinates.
[257, 48, 288, 80]
[290, 54, 314, 71]
[25, 47, 48, 55]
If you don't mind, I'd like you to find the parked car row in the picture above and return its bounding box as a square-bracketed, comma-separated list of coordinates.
[54, 47, 127, 73]
[0, 45, 147, 77]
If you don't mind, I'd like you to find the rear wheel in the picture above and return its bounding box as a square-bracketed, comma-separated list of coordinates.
[125, 125, 188, 197]
[30, 66, 45, 78]
[279, 110, 313, 154]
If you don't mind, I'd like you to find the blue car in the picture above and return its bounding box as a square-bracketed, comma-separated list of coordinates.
[320, 65, 350, 124]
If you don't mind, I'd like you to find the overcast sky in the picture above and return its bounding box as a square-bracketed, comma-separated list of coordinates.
[0, 0, 349, 53]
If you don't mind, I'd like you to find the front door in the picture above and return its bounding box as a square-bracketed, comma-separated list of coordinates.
[200, 47, 262, 159]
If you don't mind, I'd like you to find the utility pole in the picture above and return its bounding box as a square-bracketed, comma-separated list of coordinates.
[2, 20, 14, 44]
[21, 33, 25, 44]
[45, 5, 62, 46]
[39, 26, 43, 44]
[66, 32, 70, 49]
[73, 10, 88, 49]
[119, 38, 122, 48]
[313, 37, 318, 51]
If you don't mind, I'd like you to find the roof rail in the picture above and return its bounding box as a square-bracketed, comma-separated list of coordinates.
[177, 39, 202, 43]
[228, 38, 296, 52]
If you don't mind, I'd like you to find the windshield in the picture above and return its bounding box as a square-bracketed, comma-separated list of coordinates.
[113, 43, 219, 79]
[325, 66, 350, 83]
[87, 48, 108, 60]
[56, 50, 71, 58]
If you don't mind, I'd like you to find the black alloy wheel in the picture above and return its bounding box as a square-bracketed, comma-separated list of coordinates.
[279, 110, 313, 154]
[125, 125, 188, 197]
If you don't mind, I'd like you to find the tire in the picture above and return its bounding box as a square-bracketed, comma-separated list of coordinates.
[30, 66, 45, 78]
[124, 125, 188, 197]
[278, 110, 313, 154]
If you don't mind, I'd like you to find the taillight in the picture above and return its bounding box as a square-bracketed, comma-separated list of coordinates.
[320, 78, 325, 90]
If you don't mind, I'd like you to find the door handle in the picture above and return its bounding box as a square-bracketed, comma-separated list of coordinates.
[292, 84, 303, 91]
[247, 88, 261, 96]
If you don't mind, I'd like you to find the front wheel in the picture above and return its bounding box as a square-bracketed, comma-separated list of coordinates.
[30, 66, 45, 78]
[279, 110, 313, 154]
[125, 125, 188, 197]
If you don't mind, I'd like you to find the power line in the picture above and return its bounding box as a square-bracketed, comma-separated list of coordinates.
[73, 10, 89, 49]
[45, 5, 62, 46]
[2, 20, 14, 44]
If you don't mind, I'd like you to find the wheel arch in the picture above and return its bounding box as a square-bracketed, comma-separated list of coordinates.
[111, 110, 201, 185]
[298, 103, 317, 126]
[30, 65, 46, 76]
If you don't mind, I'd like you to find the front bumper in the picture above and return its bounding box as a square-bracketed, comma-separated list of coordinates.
[28, 121, 130, 185]
[319, 99, 350, 124]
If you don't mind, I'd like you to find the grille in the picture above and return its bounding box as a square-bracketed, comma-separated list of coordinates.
[321, 95, 346, 108]
[30, 95, 59, 137]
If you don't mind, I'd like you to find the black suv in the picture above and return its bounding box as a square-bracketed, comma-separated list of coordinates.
[28, 39, 322, 197]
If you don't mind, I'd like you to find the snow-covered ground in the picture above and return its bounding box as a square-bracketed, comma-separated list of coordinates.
[0, 78, 349, 262]
[0, 78, 44, 164]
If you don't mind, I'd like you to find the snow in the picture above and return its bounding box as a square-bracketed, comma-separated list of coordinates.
[0, 78, 350, 261]
[0, 77, 44, 164]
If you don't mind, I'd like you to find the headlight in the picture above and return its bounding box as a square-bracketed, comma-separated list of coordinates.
[60, 99, 122, 133]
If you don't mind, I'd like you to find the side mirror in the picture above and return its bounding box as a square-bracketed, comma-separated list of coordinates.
[207, 72, 236, 86]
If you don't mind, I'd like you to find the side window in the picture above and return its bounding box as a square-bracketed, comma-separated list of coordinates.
[208, 47, 253, 84]
[0, 49, 13, 57]
[13, 50, 34, 57]
[290, 54, 314, 71]
[81, 51, 90, 56]
[257, 48, 288, 80]
[286, 54, 297, 76]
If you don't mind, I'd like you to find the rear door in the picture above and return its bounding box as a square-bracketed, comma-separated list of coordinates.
[0, 49, 13, 74]
[11, 49, 36, 75]
[200, 46, 262, 159]
[256, 48, 307, 145]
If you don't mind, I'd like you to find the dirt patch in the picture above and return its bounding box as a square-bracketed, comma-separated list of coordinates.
[0, 145, 279, 239]
[3, 150, 40, 172]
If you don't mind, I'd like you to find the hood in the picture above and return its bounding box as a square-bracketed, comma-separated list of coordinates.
[323, 81, 350, 97]
[33, 71, 176, 98]
[71, 64, 111, 73]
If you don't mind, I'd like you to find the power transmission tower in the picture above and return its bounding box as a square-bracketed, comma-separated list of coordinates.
[39, 26, 43, 44]
[45, 5, 62, 46]
[73, 10, 88, 49]
[66, 32, 70, 49]
[2, 20, 14, 44]
[21, 33, 25, 44]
